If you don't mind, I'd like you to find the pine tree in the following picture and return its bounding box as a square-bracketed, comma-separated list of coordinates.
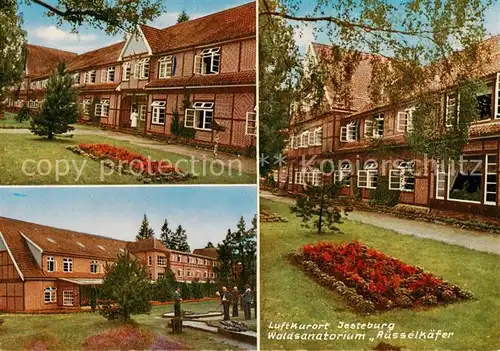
[177, 10, 189, 23]
[160, 219, 173, 247]
[153, 268, 177, 302]
[30, 63, 78, 139]
[175, 225, 190, 252]
[205, 241, 215, 249]
[100, 252, 152, 321]
[136, 214, 155, 240]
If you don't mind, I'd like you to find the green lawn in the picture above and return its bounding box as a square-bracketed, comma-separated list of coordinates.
[0, 301, 246, 350]
[0, 132, 255, 185]
[260, 198, 500, 350]
[0, 112, 30, 128]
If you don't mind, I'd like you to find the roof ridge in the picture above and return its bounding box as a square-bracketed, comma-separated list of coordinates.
[26, 43, 77, 56]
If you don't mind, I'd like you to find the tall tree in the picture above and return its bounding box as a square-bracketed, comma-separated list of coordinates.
[30, 63, 78, 139]
[173, 225, 190, 253]
[100, 252, 152, 321]
[259, 0, 301, 176]
[205, 241, 215, 249]
[160, 219, 173, 248]
[260, 0, 493, 162]
[0, 1, 26, 118]
[136, 214, 155, 240]
[177, 10, 190, 23]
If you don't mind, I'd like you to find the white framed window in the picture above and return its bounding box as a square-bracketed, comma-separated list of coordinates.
[342, 121, 357, 142]
[445, 92, 459, 127]
[95, 100, 109, 117]
[373, 114, 384, 138]
[495, 73, 500, 119]
[151, 101, 166, 125]
[334, 162, 351, 187]
[364, 119, 373, 138]
[47, 256, 55, 272]
[308, 130, 315, 145]
[90, 260, 99, 274]
[397, 108, 414, 133]
[295, 168, 322, 186]
[389, 161, 415, 192]
[63, 258, 73, 272]
[85, 70, 96, 84]
[157, 273, 164, 279]
[447, 156, 483, 203]
[44, 287, 57, 303]
[135, 58, 150, 80]
[178, 269, 182, 277]
[157, 256, 166, 267]
[245, 111, 257, 135]
[184, 102, 214, 130]
[314, 127, 323, 145]
[122, 62, 131, 81]
[63, 291, 74, 306]
[485, 154, 498, 205]
[158, 56, 173, 78]
[194, 47, 220, 75]
[81, 99, 91, 115]
[139, 105, 147, 121]
[357, 161, 378, 189]
[103, 66, 115, 82]
[300, 131, 309, 148]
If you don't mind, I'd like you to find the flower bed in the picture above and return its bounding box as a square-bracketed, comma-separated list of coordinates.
[67, 143, 193, 183]
[260, 210, 288, 223]
[290, 241, 473, 314]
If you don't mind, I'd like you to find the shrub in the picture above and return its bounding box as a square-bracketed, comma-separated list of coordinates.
[369, 176, 401, 207]
[15, 104, 31, 123]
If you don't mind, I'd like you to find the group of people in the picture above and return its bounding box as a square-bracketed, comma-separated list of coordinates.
[173, 285, 253, 321]
[217, 285, 253, 321]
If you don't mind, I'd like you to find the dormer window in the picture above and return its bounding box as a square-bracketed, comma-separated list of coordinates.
[90, 260, 99, 274]
[185, 102, 214, 131]
[158, 56, 173, 78]
[84, 70, 96, 84]
[135, 58, 150, 80]
[122, 62, 131, 81]
[97, 245, 106, 251]
[194, 47, 220, 75]
[47, 256, 55, 272]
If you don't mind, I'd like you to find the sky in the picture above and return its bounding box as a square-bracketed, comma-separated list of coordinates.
[0, 186, 257, 250]
[291, 0, 500, 52]
[18, 0, 251, 53]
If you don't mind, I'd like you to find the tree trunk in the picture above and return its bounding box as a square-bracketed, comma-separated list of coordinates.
[318, 182, 325, 234]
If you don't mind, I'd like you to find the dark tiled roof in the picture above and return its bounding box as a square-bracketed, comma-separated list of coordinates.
[127, 238, 169, 252]
[26, 44, 77, 79]
[140, 2, 256, 54]
[469, 121, 500, 138]
[146, 71, 255, 89]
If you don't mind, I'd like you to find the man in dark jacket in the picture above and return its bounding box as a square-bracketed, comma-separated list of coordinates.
[242, 284, 252, 320]
[220, 286, 231, 320]
[232, 286, 240, 317]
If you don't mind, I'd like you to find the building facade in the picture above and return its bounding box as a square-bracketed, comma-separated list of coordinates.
[0, 217, 218, 312]
[5, 2, 256, 153]
[279, 39, 500, 219]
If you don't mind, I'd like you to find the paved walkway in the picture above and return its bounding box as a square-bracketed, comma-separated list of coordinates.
[260, 191, 500, 255]
[0, 127, 256, 174]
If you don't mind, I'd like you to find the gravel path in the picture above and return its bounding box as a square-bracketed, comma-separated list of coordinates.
[0, 127, 256, 174]
[260, 191, 500, 255]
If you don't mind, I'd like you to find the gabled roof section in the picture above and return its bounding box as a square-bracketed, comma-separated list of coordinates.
[139, 1, 256, 54]
[25, 44, 77, 79]
[66, 41, 125, 72]
[127, 238, 169, 253]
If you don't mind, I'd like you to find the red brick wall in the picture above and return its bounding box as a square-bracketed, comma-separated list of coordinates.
[0, 251, 24, 311]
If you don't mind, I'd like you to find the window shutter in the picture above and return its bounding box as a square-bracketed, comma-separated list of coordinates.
[101, 70, 106, 83]
[364, 120, 374, 138]
[315, 127, 323, 145]
[340, 126, 347, 142]
[397, 112, 406, 132]
[210, 53, 220, 74]
[308, 130, 315, 145]
[495, 73, 500, 119]
[184, 108, 195, 128]
[194, 55, 203, 75]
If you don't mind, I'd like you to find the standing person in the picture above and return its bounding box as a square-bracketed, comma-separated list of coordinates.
[242, 285, 252, 320]
[232, 287, 239, 317]
[220, 286, 231, 321]
[130, 108, 138, 128]
[174, 287, 182, 317]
